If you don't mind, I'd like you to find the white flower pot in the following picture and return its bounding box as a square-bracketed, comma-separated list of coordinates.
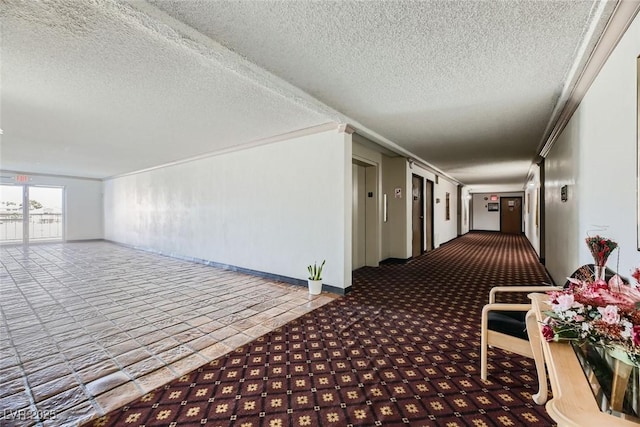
[308, 279, 322, 295]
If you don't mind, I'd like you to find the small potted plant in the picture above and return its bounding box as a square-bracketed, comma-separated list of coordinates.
[307, 260, 325, 295]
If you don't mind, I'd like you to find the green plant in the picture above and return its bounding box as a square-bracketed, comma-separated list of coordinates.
[307, 260, 325, 281]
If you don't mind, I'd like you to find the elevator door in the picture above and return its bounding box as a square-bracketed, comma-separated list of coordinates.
[352, 164, 367, 269]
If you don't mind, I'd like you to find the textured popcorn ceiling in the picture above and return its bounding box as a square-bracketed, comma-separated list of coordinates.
[1, 0, 614, 184]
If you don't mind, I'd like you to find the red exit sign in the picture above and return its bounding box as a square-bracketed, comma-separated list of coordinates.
[15, 175, 29, 183]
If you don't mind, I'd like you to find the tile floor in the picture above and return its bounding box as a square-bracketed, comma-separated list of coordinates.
[0, 242, 338, 427]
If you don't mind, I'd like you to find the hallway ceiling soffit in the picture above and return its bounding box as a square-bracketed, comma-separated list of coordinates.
[0, 0, 618, 186]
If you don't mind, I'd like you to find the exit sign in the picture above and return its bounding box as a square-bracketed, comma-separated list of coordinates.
[15, 175, 29, 183]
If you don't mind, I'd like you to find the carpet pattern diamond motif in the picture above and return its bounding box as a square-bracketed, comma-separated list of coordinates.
[91, 232, 554, 426]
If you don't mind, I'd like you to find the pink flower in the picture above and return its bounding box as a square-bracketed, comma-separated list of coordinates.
[633, 325, 640, 347]
[581, 280, 616, 303]
[597, 305, 620, 324]
[554, 293, 576, 311]
[608, 274, 625, 289]
[542, 324, 555, 342]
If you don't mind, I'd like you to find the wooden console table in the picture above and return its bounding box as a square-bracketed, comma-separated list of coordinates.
[527, 293, 639, 426]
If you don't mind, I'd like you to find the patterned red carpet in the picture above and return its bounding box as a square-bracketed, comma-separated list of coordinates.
[91, 232, 554, 426]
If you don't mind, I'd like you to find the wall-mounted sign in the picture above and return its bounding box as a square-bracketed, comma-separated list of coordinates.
[561, 185, 568, 202]
[394, 188, 402, 198]
[490, 195, 498, 201]
[488, 203, 499, 211]
[15, 175, 29, 183]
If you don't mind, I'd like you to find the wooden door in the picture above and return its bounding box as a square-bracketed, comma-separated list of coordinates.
[412, 175, 424, 257]
[500, 197, 522, 234]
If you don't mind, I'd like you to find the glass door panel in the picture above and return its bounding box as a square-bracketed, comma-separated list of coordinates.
[28, 186, 63, 242]
[0, 185, 24, 243]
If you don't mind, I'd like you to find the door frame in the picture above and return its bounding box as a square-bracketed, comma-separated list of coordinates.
[352, 158, 380, 268]
[425, 179, 434, 251]
[0, 184, 65, 244]
[411, 174, 424, 257]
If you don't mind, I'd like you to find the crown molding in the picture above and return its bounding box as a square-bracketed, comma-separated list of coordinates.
[0, 169, 102, 182]
[538, 0, 640, 158]
[337, 123, 356, 134]
[106, 122, 339, 180]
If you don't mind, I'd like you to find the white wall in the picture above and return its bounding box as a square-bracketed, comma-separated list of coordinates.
[0, 171, 103, 241]
[524, 165, 541, 256]
[546, 121, 580, 282]
[104, 129, 352, 290]
[434, 176, 458, 246]
[545, 13, 639, 283]
[471, 192, 524, 231]
[460, 186, 471, 235]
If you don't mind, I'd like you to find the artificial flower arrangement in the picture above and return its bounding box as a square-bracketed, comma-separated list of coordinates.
[542, 264, 640, 366]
